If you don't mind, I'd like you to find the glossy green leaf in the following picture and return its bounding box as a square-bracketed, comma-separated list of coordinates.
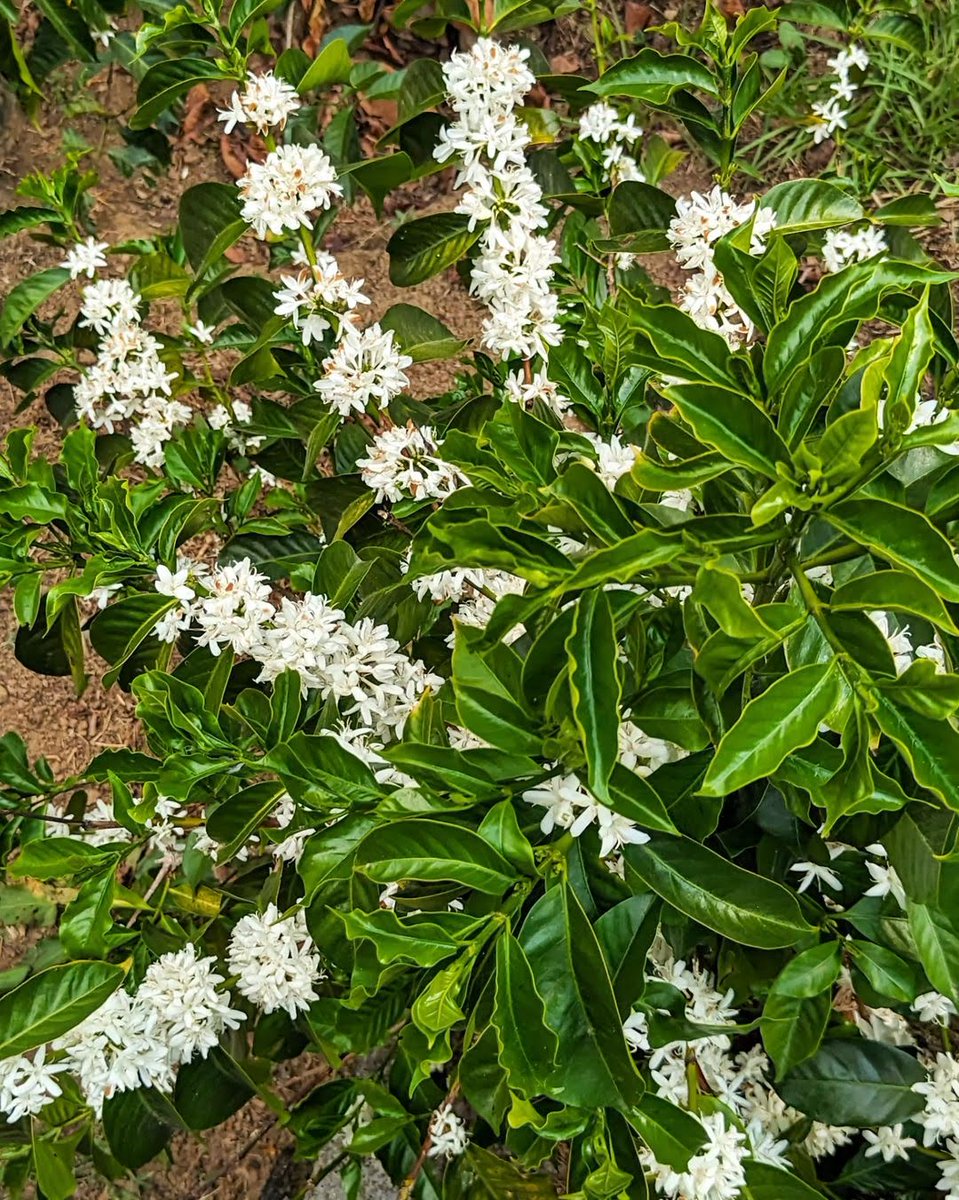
[387, 212, 482, 286]
[567, 589, 621, 804]
[356, 819, 518, 893]
[0, 961, 125, 1057]
[625, 837, 814, 948]
[492, 932, 558, 1096]
[586, 49, 719, 102]
[701, 661, 842, 796]
[665, 383, 792, 479]
[777, 1039, 925, 1127]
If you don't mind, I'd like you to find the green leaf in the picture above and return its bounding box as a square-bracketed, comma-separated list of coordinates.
[519, 884, 643, 1108]
[33, 0, 96, 58]
[567, 589, 621, 804]
[744, 1162, 828, 1200]
[762, 990, 830, 1079]
[450, 1145, 557, 1199]
[701, 662, 842, 796]
[849, 940, 922, 1003]
[9, 838, 118, 880]
[757, 179, 863, 231]
[0, 267, 70, 348]
[174, 1046, 254, 1129]
[630, 304, 743, 389]
[492, 932, 558, 1096]
[0, 483, 67, 522]
[356, 819, 518, 894]
[777, 1039, 925, 1127]
[89, 593, 177, 669]
[103, 1089, 179, 1169]
[379, 303, 466, 361]
[872, 693, 959, 808]
[624, 836, 814, 949]
[298, 38, 353, 91]
[830, 570, 959, 635]
[882, 289, 936, 430]
[664, 383, 792, 480]
[387, 212, 482, 286]
[907, 902, 959, 1002]
[0, 961, 125, 1057]
[586, 49, 719, 103]
[341, 909, 461, 966]
[626, 1093, 705, 1171]
[132, 59, 229, 131]
[179, 182, 246, 279]
[32, 1136, 75, 1200]
[605, 181, 677, 251]
[0, 207, 58, 239]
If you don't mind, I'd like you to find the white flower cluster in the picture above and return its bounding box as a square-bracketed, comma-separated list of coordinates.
[427, 1103, 470, 1159]
[208, 397, 264, 456]
[643, 1112, 748, 1200]
[627, 939, 853, 1183]
[810, 44, 869, 145]
[522, 772, 651, 860]
[436, 39, 563, 361]
[619, 719, 690, 776]
[153, 556, 441, 737]
[227, 903, 325, 1017]
[577, 101, 645, 185]
[218, 70, 301, 137]
[408, 563, 526, 645]
[869, 611, 947, 674]
[357, 423, 465, 503]
[667, 187, 776, 348]
[0, 946, 244, 1121]
[821, 224, 887, 273]
[273, 250, 370, 346]
[503, 368, 570, 417]
[238, 143, 342, 239]
[74, 278, 187, 468]
[313, 321, 413, 417]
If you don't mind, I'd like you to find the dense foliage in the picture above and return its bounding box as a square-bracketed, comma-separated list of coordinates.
[1, 2, 959, 1199]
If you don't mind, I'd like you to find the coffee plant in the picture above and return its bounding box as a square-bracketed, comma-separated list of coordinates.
[1, 2, 959, 1198]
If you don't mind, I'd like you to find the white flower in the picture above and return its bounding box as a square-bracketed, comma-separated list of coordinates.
[61, 236, 109, 279]
[227, 903, 325, 1017]
[578, 102, 621, 143]
[193, 557, 275, 657]
[804, 1122, 854, 1160]
[217, 71, 301, 136]
[314, 322, 412, 417]
[863, 848, 906, 910]
[155, 564, 195, 603]
[746, 1119, 790, 1169]
[619, 721, 689, 776]
[623, 1010, 650, 1052]
[914, 991, 958, 1024]
[357, 424, 465, 503]
[238, 143, 342, 238]
[863, 1124, 917, 1162]
[186, 319, 216, 343]
[522, 772, 649, 858]
[916, 1054, 959, 1146]
[789, 860, 842, 893]
[939, 1140, 959, 1198]
[0, 1048, 65, 1122]
[426, 1104, 469, 1159]
[811, 97, 849, 143]
[582, 432, 637, 488]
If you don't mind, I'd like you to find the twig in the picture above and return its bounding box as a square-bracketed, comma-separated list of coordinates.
[399, 1081, 460, 1200]
[125, 857, 175, 928]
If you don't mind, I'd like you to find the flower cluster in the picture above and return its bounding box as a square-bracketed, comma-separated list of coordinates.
[217, 70, 301, 136]
[821, 223, 887, 273]
[667, 187, 776, 348]
[73, 276, 187, 467]
[576, 101, 645, 185]
[238, 143, 342, 239]
[227, 904, 325, 1017]
[436, 39, 563, 360]
[811, 44, 870, 144]
[272, 250, 370, 346]
[152, 556, 441, 737]
[357, 423, 465, 503]
[0, 946, 243, 1121]
[427, 1104, 470, 1159]
[314, 321, 413, 417]
[522, 772, 652, 860]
